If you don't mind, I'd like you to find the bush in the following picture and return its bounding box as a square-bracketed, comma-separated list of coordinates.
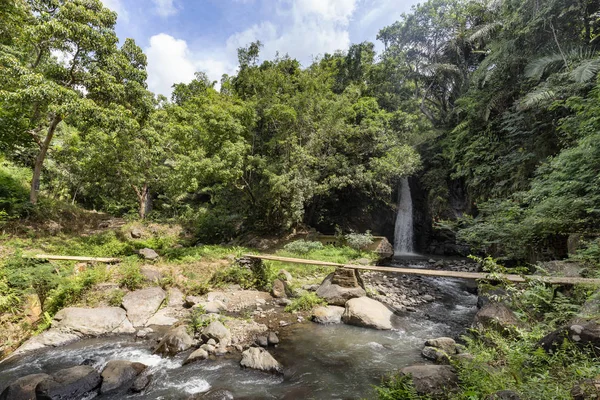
[284, 292, 326, 312]
[118, 262, 144, 290]
[283, 240, 324, 254]
[374, 374, 423, 400]
[188, 305, 213, 335]
[1, 255, 58, 312]
[344, 231, 374, 251]
[107, 289, 125, 306]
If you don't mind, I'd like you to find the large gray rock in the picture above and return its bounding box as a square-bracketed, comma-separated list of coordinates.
[271, 279, 292, 299]
[52, 307, 135, 335]
[201, 321, 231, 346]
[0, 373, 50, 400]
[342, 297, 393, 330]
[145, 308, 179, 326]
[183, 348, 209, 365]
[311, 306, 345, 324]
[473, 303, 519, 332]
[100, 360, 146, 394]
[316, 271, 366, 306]
[122, 287, 166, 327]
[240, 347, 283, 374]
[140, 266, 163, 283]
[167, 287, 186, 308]
[425, 337, 457, 354]
[139, 248, 159, 260]
[538, 322, 600, 352]
[11, 330, 81, 356]
[421, 346, 450, 364]
[36, 366, 101, 400]
[154, 325, 194, 356]
[400, 365, 458, 396]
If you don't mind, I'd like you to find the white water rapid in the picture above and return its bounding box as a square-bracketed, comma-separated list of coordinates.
[394, 177, 414, 255]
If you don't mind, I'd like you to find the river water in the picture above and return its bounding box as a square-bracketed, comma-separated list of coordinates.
[0, 266, 477, 399]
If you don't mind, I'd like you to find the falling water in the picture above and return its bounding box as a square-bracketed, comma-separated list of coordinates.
[394, 177, 414, 255]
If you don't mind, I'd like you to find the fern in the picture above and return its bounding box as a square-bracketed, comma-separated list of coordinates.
[469, 21, 503, 43]
[570, 58, 600, 83]
[524, 54, 566, 81]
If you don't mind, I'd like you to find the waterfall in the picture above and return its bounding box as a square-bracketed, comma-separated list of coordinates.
[394, 177, 414, 255]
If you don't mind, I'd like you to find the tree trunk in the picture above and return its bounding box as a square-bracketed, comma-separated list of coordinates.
[30, 115, 61, 204]
[134, 183, 150, 219]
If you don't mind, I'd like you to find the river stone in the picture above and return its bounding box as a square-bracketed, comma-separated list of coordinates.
[312, 306, 345, 324]
[538, 322, 600, 352]
[201, 321, 232, 346]
[145, 308, 178, 326]
[0, 373, 50, 400]
[100, 360, 147, 394]
[155, 325, 194, 356]
[255, 335, 268, 347]
[240, 347, 283, 374]
[268, 332, 279, 345]
[11, 330, 81, 356]
[200, 301, 227, 314]
[183, 348, 209, 365]
[130, 373, 152, 393]
[122, 287, 166, 327]
[130, 228, 143, 238]
[168, 287, 186, 308]
[342, 297, 393, 330]
[36, 366, 101, 400]
[53, 307, 135, 336]
[400, 365, 458, 396]
[140, 266, 163, 283]
[473, 302, 519, 332]
[421, 346, 450, 364]
[316, 272, 366, 306]
[271, 279, 292, 299]
[139, 248, 159, 260]
[425, 337, 457, 354]
[278, 269, 293, 283]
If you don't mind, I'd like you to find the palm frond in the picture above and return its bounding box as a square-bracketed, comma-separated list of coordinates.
[524, 54, 565, 81]
[518, 88, 556, 110]
[570, 57, 600, 83]
[469, 22, 503, 43]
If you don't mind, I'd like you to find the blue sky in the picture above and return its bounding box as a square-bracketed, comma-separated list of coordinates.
[102, 0, 422, 96]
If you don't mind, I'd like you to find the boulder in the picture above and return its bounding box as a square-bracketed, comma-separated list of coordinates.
[200, 301, 227, 314]
[571, 377, 600, 400]
[36, 366, 101, 400]
[400, 365, 458, 397]
[130, 373, 152, 393]
[100, 360, 147, 394]
[486, 391, 522, 400]
[130, 228, 143, 238]
[183, 348, 209, 365]
[240, 347, 283, 374]
[167, 287, 186, 308]
[11, 330, 81, 356]
[154, 325, 194, 356]
[311, 306, 345, 324]
[421, 346, 450, 364]
[145, 308, 178, 326]
[52, 307, 135, 336]
[201, 321, 231, 346]
[342, 297, 393, 330]
[425, 337, 457, 355]
[140, 266, 163, 283]
[473, 303, 519, 332]
[271, 279, 292, 299]
[538, 322, 600, 352]
[316, 271, 366, 306]
[268, 332, 279, 345]
[122, 287, 166, 327]
[278, 269, 293, 283]
[139, 248, 159, 260]
[0, 373, 50, 400]
[255, 336, 268, 347]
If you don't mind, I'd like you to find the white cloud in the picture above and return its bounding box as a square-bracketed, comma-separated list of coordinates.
[102, 0, 129, 23]
[153, 0, 179, 17]
[146, 34, 196, 96]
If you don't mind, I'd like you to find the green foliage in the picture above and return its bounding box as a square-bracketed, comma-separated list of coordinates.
[374, 373, 425, 400]
[118, 262, 144, 291]
[187, 305, 216, 335]
[107, 289, 125, 307]
[210, 266, 255, 289]
[283, 240, 324, 255]
[344, 231, 374, 251]
[284, 292, 326, 312]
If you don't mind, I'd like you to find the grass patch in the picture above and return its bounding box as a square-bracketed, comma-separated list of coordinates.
[284, 292, 326, 312]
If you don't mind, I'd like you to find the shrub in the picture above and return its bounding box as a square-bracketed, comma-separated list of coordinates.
[210, 266, 254, 289]
[107, 289, 125, 307]
[118, 263, 144, 290]
[284, 292, 326, 312]
[283, 240, 324, 254]
[344, 231, 374, 251]
[374, 374, 423, 400]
